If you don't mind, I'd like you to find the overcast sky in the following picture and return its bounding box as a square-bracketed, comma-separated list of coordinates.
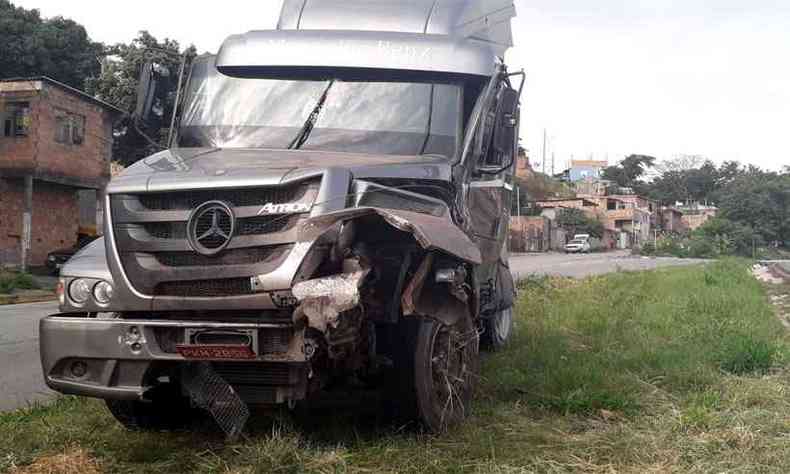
[14, 0, 790, 171]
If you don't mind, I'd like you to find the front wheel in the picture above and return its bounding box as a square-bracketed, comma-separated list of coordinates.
[105, 384, 196, 431]
[413, 315, 479, 432]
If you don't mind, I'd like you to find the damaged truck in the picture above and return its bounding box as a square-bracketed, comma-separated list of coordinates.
[39, 0, 522, 434]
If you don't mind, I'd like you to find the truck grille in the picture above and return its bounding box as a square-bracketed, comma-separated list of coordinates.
[110, 180, 318, 296]
[139, 187, 307, 210]
[144, 215, 298, 240]
[154, 278, 253, 297]
[155, 246, 289, 268]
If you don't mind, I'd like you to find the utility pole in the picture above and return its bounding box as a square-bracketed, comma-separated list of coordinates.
[516, 186, 521, 217]
[551, 152, 556, 176]
[21, 175, 33, 273]
[541, 128, 547, 174]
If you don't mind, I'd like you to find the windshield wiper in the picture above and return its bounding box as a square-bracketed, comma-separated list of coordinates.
[288, 80, 335, 150]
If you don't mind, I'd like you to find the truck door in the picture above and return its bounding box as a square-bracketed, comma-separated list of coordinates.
[467, 83, 519, 247]
[466, 81, 519, 314]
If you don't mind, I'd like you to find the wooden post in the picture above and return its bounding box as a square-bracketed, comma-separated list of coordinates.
[21, 175, 33, 272]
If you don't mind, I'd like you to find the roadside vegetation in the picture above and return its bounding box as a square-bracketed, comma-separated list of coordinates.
[3, 261, 790, 473]
[641, 217, 765, 259]
[0, 271, 39, 294]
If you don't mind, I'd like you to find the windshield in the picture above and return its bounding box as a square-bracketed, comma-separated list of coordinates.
[178, 56, 461, 157]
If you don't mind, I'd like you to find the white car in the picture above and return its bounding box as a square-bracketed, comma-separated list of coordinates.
[565, 236, 591, 253]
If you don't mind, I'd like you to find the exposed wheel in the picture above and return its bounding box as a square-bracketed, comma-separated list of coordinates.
[105, 385, 195, 431]
[481, 306, 513, 350]
[413, 315, 479, 432]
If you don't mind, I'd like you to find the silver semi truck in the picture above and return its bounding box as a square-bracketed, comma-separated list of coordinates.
[40, 0, 521, 434]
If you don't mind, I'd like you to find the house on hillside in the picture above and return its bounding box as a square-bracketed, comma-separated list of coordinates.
[568, 159, 608, 182]
[677, 203, 718, 231]
[0, 77, 122, 268]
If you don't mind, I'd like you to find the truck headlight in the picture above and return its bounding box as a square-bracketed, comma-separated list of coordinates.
[93, 281, 114, 305]
[68, 279, 91, 304]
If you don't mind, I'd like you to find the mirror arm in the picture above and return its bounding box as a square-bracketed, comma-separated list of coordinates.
[167, 54, 188, 148]
[507, 70, 526, 100]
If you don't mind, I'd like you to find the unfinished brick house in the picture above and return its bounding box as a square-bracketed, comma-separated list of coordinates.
[0, 77, 122, 268]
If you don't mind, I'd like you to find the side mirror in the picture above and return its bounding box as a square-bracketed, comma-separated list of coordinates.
[134, 62, 171, 131]
[493, 86, 519, 156]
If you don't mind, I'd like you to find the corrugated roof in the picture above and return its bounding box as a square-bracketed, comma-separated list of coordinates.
[0, 76, 124, 115]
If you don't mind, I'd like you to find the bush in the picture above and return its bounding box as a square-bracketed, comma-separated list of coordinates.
[692, 218, 761, 257]
[0, 272, 39, 293]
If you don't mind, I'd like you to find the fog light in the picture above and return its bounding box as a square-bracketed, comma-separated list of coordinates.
[70, 360, 87, 378]
[68, 279, 91, 304]
[56, 279, 65, 306]
[93, 281, 114, 305]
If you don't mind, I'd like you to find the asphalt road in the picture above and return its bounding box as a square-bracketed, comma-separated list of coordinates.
[0, 251, 706, 412]
[0, 300, 58, 412]
[509, 250, 706, 280]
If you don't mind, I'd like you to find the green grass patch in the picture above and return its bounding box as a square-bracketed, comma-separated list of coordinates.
[3, 260, 790, 472]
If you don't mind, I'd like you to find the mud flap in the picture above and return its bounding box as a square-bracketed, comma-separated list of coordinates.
[181, 362, 249, 440]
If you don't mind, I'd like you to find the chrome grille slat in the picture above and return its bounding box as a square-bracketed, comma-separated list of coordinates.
[138, 185, 311, 211]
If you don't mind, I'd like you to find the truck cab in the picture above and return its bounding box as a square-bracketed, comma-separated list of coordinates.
[39, 0, 521, 434]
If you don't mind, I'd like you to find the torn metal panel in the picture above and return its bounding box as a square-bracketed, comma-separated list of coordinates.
[301, 208, 482, 264]
[292, 269, 369, 333]
[402, 253, 472, 326]
[402, 253, 434, 316]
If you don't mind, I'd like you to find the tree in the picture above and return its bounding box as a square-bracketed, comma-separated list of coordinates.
[0, 0, 103, 89]
[555, 208, 604, 239]
[85, 31, 196, 165]
[715, 169, 789, 245]
[602, 154, 656, 190]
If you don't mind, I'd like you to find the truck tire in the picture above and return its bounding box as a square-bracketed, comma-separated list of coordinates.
[105, 387, 195, 431]
[411, 314, 479, 432]
[481, 307, 513, 350]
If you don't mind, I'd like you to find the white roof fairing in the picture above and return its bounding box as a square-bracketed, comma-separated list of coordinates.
[216, 0, 516, 78]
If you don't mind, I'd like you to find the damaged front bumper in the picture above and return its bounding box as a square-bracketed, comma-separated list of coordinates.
[39, 315, 306, 403]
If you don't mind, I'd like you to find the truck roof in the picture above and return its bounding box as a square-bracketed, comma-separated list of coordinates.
[278, 0, 515, 50]
[216, 0, 516, 78]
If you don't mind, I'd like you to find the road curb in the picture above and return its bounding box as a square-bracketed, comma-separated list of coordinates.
[0, 293, 57, 306]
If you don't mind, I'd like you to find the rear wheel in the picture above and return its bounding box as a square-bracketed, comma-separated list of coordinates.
[482, 307, 513, 350]
[412, 315, 479, 432]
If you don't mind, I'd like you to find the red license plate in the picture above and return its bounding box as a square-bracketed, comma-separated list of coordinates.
[176, 344, 256, 360]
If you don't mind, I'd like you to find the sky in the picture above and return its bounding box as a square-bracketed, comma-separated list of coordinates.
[13, 0, 790, 171]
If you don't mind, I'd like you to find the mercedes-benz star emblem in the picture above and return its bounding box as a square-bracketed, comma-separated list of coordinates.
[187, 201, 235, 256]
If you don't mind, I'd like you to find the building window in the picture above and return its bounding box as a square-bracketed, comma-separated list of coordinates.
[2, 102, 31, 137]
[54, 110, 86, 145]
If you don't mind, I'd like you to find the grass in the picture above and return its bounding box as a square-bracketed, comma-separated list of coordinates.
[0, 271, 39, 294]
[3, 260, 790, 473]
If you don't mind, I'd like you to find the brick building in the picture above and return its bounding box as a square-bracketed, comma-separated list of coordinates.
[0, 77, 121, 268]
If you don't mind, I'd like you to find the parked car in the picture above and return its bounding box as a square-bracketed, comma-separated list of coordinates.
[45, 236, 98, 274]
[565, 234, 592, 253]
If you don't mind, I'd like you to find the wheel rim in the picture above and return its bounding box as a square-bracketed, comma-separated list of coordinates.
[494, 308, 513, 341]
[428, 320, 479, 429]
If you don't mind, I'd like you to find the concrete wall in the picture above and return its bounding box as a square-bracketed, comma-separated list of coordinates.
[509, 216, 550, 252]
[0, 178, 78, 265]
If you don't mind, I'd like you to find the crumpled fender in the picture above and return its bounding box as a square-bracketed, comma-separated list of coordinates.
[299, 207, 482, 265]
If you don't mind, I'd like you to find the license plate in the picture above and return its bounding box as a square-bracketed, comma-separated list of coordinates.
[176, 344, 256, 360]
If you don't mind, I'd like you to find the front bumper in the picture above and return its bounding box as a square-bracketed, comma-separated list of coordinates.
[39, 315, 305, 402]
